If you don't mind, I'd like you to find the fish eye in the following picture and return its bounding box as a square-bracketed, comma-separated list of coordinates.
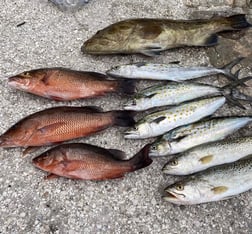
[151, 145, 157, 150]
[133, 126, 138, 130]
[176, 184, 184, 191]
[170, 160, 178, 166]
[22, 72, 30, 77]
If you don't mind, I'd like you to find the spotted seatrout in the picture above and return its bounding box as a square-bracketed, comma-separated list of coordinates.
[163, 136, 252, 175]
[149, 117, 252, 157]
[32, 143, 152, 180]
[82, 15, 251, 56]
[8, 68, 135, 101]
[0, 106, 135, 148]
[124, 97, 225, 139]
[164, 158, 252, 205]
[123, 76, 252, 111]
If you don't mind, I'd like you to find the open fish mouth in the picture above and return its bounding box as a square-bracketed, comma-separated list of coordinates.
[163, 190, 178, 200]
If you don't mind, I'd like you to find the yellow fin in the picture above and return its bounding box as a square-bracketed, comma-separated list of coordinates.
[199, 155, 213, 164]
[211, 186, 228, 194]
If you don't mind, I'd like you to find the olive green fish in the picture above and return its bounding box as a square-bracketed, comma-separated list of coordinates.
[82, 15, 251, 56]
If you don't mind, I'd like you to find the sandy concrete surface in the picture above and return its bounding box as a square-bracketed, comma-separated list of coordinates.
[0, 0, 252, 233]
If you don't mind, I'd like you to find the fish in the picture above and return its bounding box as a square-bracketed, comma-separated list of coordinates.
[149, 117, 252, 157]
[163, 136, 252, 175]
[123, 76, 252, 111]
[82, 15, 251, 56]
[50, 0, 89, 12]
[0, 106, 135, 148]
[163, 158, 252, 205]
[8, 68, 135, 101]
[124, 97, 225, 139]
[107, 58, 244, 82]
[32, 143, 152, 180]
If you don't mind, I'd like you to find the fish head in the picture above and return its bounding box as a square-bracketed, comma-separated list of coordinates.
[164, 178, 211, 205]
[8, 69, 47, 91]
[82, 21, 134, 55]
[149, 139, 171, 157]
[162, 152, 200, 175]
[32, 149, 66, 172]
[124, 121, 152, 139]
[107, 64, 136, 79]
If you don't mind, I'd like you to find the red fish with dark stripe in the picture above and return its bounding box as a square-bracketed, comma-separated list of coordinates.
[0, 106, 135, 148]
[32, 143, 152, 180]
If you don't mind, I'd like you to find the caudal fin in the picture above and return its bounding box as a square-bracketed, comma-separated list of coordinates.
[224, 14, 251, 30]
[112, 111, 136, 127]
[117, 80, 136, 95]
[129, 144, 153, 171]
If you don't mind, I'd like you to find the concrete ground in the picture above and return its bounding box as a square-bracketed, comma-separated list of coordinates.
[0, 0, 251, 233]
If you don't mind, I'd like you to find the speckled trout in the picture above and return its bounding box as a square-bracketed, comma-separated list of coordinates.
[124, 97, 225, 139]
[82, 15, 251, 56]
[123, 76, 252, 111]
[164, 158, 252, 205]
[149, 117, 252, 156]
[163, 136, 252, 175]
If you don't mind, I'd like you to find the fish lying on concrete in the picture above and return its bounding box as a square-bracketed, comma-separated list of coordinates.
[0, 106, 135, 148]
[123, 76, 252, 111]
[164, 158, 252, 205]
[107, 58, 244, 81]
[163, 136, 252, 175]
[124, 97, 225, 139]
[8, 68, 135, 101]
[32, 143, 152, 180]
[149, 117, 252, 157]
[82, 15, 251, 56]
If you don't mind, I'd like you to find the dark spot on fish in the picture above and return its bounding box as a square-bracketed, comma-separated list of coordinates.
[134, 62, 146, 67]
[145, 93, 156, 99]
[152, 116, 166, 124]
[17, 22, 26, 27]
[139, 24, 162, 40]
[169, 61, 180, 64]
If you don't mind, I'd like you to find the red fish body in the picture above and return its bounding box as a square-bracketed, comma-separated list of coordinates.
[0, 107, 135, 147]
[32, 143, 152, 180]
[8, 68, 135, 101]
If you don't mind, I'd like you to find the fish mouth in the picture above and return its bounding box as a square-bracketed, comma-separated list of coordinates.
[163, 189, 185, 201]
[8, 76, 29, 89]
[106, 70, 125, 79]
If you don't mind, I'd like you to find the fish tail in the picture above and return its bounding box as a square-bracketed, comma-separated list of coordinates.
[221, 76, 252, 109]
[222, 14, 251, 30]
[112, 111, 136, 127]
[220, 57, 245, 82]
[129, 144, 153, 171]
[117, 79, 136, 95]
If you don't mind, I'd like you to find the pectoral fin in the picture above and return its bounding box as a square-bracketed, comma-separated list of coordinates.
[199, 155, 213, 164]
[44, 173, 60, 180]
[151, 116, 166, 124]
[211, 186, 228, 194]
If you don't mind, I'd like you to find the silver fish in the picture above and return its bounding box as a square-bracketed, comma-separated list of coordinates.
[163, 136, 252, 175]
[149, 117, 252, 157]
[124, 97, 225, 139]
[123, 77, 252, 111]
[164, 158, 252, 205]
[50, 0, 89, 11]
[107, 58, 243, 82]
